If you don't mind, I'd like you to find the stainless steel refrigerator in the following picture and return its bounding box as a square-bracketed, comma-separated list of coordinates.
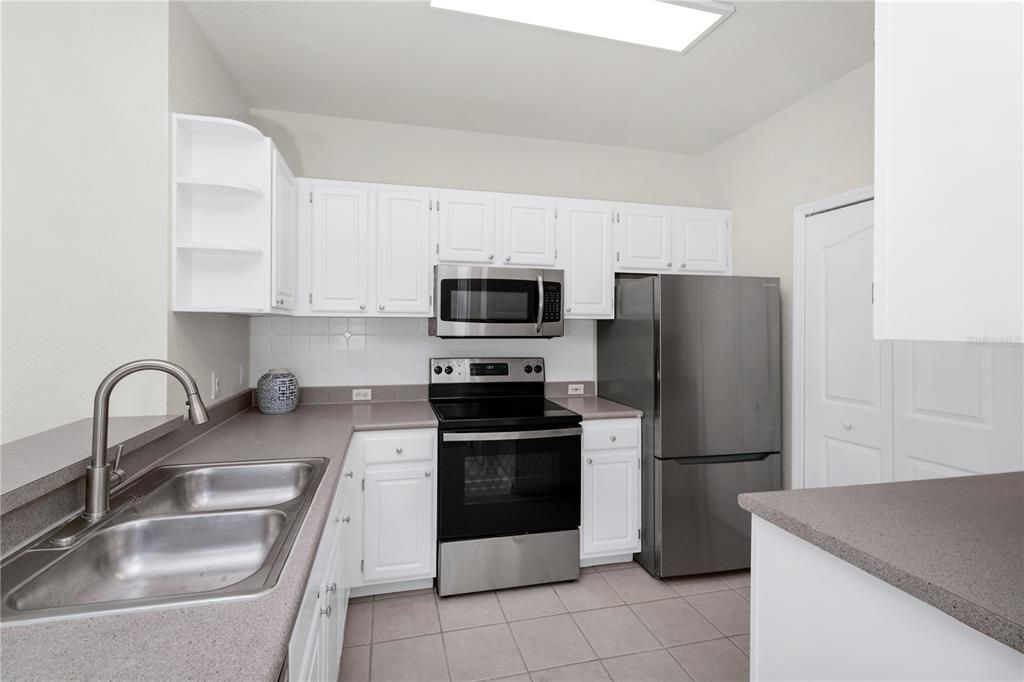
[597, 274, 783, 577]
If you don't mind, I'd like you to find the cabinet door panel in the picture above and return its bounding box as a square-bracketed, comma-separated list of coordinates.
[271, 147, 298, 310]
[582, 449, 639, 557]
[561, 201, 613, 318]
[377, 189, 432, 314]
[363, 464, 435, 582]
[438, 190, 497, 264]
[503, 196, 557, 266]
[677, 209, 729, 273]
[311, 184, 369, 313]
[616, 204, 674, 271]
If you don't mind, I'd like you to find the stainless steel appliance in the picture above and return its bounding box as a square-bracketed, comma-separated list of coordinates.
[429, 265, 564, 338]
[597, 275, 783, 577]
[429, 357, 581, 596]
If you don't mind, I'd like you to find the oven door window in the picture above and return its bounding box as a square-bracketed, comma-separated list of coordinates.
[439, 432, 580, 540]
[439, 278, 539, 324]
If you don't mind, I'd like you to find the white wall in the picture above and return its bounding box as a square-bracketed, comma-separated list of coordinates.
[250, 317, 595, 387]
[167, 2, 252, 409]
[702, 62, 875, 482]
[1, 2, 171, 442]
[249, 109, 712, 206]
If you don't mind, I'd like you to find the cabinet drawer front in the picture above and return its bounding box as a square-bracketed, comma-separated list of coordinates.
[583, 419, 639, 451]
[363, 430, 434, 465]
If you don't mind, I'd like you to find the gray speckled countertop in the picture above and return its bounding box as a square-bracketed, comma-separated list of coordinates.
[739, 472, 1024, 653]
[550, 396, 642, 420]
[0, 401, 437, 682]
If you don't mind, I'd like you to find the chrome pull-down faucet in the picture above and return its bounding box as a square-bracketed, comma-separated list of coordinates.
[84, 359, 209, 521]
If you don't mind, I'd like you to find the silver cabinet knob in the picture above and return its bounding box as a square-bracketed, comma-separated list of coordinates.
[566, 306, 572, 313]
[320, 604, 332, 618]
[488, 254, 495, 260]
[396, 447, 403, 454]
[425, 471, 432, 478]
[505, 256, 511, 262]
[586, 458, 593, 465]
[359, 304, 366, 310]
[680, 263, 687, 269]
[609, 434, 617, 442]
[666, 262, 672, 268]
[842, 422, 853, 430]
[275, 298, 285, 306]
[341, 515, 351, 523]
[344, 471, 354, 478]
[378, 304, 385, 311]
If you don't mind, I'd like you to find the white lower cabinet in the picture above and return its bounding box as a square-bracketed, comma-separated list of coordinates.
[580, 418, 642, 561]
[288, 428, 436, 681]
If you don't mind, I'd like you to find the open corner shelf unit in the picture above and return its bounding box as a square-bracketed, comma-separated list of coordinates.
[172, 113, 271, 313]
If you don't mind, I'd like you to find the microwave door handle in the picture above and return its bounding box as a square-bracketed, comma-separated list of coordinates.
[536, 274, 544, 333]
[443, 427, 582, 442]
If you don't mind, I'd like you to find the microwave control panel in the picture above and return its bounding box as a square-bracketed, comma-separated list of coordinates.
[542, 282, 562, 322]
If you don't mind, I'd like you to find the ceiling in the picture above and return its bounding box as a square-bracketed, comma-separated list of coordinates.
[185, 0, 873, 155]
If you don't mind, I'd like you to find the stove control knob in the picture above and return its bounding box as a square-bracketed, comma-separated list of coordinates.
[524, 365, 533, 374]
[433, 366, 442, 375]
[444, 366, 453, 375]
[534, 364, 543, 374]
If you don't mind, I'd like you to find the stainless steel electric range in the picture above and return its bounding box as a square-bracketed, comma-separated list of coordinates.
[429, 357, 582, 596]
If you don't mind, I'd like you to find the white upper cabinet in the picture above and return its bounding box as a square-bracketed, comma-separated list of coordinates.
[560, 200, 614, 318]
[172, 114, 271, 313]
[676, 208, 729, 273]
[437, 190, 497, 264]
[270, 146, 298, 311]
[310, 183, 370, 314]
[502, 195, 558, 266]
[615, 203, 675, 271]
[376, 188, 432, 315]
[874, 1, 1023, 341]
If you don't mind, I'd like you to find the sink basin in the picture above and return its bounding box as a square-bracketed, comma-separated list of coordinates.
[8, 511, 285, 611]
[133, 461, 315, 515]
[1, 457, 328, 622]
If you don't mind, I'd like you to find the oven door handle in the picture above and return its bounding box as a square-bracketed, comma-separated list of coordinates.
[443, 427, 582, 442]
[536, 274, 544, 333]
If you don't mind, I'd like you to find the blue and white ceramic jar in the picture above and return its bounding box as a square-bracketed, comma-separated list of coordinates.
[256, 368, 299, 414]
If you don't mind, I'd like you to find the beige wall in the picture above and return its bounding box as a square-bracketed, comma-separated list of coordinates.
[701, 62, 875, 482]
[250, 109, 711, 206]
[167, 2, 252, 412]
[1, 2, 171, 442]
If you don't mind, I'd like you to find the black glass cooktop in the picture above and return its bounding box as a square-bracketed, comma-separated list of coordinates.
[430, 397, 580, 430]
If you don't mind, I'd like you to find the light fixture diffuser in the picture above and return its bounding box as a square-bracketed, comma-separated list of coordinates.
[430, 0, 733, 52]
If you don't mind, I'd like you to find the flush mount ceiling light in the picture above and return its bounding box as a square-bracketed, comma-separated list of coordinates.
[430, 0, 734, 52]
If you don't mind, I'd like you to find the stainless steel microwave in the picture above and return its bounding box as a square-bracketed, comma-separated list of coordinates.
[429, 265, 564, 338]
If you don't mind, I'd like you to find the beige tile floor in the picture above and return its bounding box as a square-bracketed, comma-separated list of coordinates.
[339, 562, 751, 682]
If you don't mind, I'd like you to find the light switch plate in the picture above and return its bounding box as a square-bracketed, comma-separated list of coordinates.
[352, 388, 372, 401]
[568, 384, 585, 395]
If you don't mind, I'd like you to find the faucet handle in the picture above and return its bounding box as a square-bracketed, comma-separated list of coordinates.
[110, 444, 126, 488]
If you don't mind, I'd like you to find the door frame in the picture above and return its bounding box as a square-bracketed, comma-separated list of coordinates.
[791, 185, 874, 489]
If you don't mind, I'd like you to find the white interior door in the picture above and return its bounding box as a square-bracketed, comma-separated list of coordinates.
[804, 200, 894, 487]
[892, 341, 1023, 479]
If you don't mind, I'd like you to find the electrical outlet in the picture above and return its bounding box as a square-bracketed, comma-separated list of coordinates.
[352, 388, 372, 401]
[568, 383, 585, 395]
[210, 371, 222, 400]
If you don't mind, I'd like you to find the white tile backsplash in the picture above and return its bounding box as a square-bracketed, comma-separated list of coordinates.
[249, 317, 596, 387]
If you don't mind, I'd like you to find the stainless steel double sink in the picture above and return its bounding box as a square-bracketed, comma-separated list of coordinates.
[1, 458, 328, 623]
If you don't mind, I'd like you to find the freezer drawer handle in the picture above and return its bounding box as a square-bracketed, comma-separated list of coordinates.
[443, 427, 582, 442]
